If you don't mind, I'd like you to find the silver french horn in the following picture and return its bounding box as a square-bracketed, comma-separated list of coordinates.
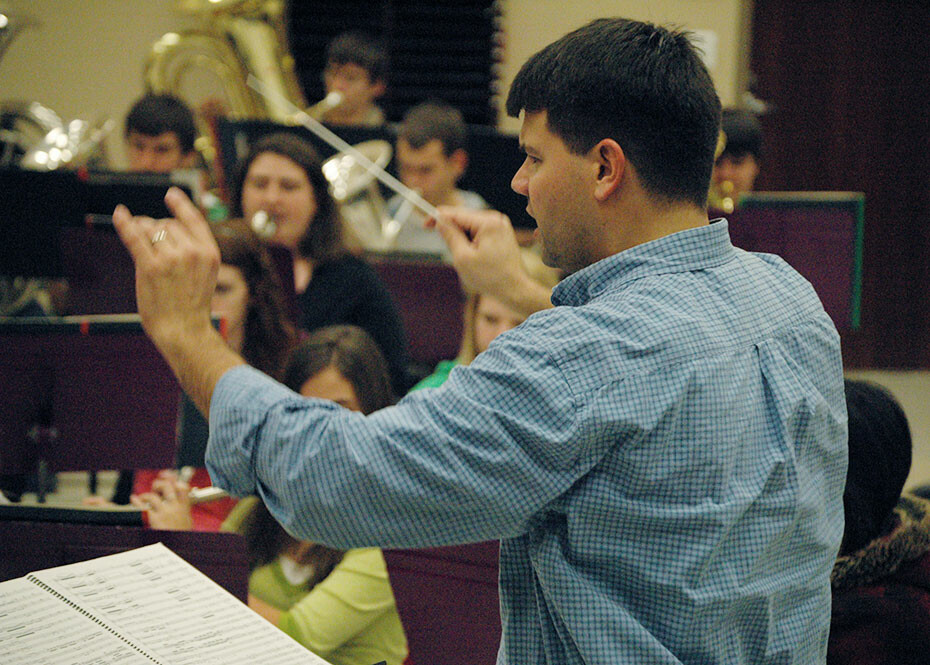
[0, 5, 112, 170]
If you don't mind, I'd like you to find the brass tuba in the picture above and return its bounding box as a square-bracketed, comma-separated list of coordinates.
[144, 0, 309, 166]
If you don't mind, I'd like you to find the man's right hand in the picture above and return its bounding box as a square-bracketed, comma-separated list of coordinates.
[431, 207, 553, 317]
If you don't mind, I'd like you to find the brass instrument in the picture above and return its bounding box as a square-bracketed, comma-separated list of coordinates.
[144, 0, 316, 183]
[307, 91, 344, 120]
[707, 128, 735, 213]
[321, 140, 399, 251]
[0, 5, 111, 169]
[145, 0, 308, 123]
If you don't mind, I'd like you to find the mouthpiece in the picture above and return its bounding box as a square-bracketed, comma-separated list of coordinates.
[307, 91, 344, 119]
[323, 91, 344, 110]
[250, 210, 277, 239]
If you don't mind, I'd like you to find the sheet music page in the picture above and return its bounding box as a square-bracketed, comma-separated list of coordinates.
[29, 543, 330, 665]
[0, 576, 155, 664]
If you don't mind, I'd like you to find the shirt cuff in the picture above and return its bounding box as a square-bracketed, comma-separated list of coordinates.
[205, 365, 295, 497]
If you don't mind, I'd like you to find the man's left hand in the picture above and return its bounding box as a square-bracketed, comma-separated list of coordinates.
[112, 187, 219, 355]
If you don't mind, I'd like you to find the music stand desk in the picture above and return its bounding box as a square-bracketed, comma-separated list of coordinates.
[0, 521, 249, 602]
[384, 541, 501, 665]
[720, 191, 864, 331]
[0, 315, 181, 499]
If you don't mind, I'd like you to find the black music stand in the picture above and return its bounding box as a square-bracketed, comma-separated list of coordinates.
[0, 521, 250, 602]
[0, 316, 181, 502]
[0, 167, 188, 283]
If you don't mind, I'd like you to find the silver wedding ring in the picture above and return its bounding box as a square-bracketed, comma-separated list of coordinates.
[151, 229, 168, 245]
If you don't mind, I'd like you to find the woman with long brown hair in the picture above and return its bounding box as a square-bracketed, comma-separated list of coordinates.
[232, 132, 410, 393]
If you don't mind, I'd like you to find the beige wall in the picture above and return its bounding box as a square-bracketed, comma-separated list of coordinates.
[1, 0, 750, 164]
[496, 0, 748, 131]
[0, 0, 196, 166]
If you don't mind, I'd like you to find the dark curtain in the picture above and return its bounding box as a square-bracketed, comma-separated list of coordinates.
[750, 0, 930, 368]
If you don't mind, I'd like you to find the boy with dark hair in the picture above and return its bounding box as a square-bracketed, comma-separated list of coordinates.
[124, 93, 197, 173]
[320, 31, 388, 127]
[114, 17, 846, 664]
[712, 107, 763, 202]
[387, 101, 487, 257]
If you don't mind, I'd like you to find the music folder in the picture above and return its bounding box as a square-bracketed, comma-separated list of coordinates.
[0, 543, 332, 665]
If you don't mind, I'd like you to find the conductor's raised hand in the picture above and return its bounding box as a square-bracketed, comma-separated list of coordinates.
[430, 207, 524, 296]
[112, 187, 220, 353]
[430, 206, 553, 317]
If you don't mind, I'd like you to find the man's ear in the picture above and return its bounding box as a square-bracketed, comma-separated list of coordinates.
[370, 78, 387, 99]
[592, 139, 625, 201]
[449, 148, 468, 180]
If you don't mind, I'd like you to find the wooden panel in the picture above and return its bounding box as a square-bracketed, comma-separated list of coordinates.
[749, 0, 930, 367]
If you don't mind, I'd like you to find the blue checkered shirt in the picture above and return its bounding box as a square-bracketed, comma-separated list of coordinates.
[207, 220, 847, 664]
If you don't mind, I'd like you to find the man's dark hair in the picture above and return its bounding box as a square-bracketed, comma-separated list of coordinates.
[397, 101, 468, 156]
[124, 94, 197, 153]
[720, 108, 762, 160]
[506, 18, 721, 208]
[326, 31, 389, 83]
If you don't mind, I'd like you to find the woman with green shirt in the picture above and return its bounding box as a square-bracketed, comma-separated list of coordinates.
[138, 326, 407, 665]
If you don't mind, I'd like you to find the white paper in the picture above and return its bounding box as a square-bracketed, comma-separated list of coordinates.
[29, 543, 330, 665]
[0, 576, 154, 664]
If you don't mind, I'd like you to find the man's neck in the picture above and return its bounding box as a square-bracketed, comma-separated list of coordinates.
[326, 105, 378, 127]
[435, 188, 465, 208]
[605, 194, 709, 258]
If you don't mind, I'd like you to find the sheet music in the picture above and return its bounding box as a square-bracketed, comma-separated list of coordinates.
[29, 543, 329, 665]
[0, 576, 155, 664]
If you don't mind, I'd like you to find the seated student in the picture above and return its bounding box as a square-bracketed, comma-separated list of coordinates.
[711, 107, 762, 205]
[387, 101, 488, 259]
[829, 379, 930, 665]
[89, 220, 297, 524]
[232, 132, 410, 393]
[135, 325, 408, 665]
[124, 93, 198, 173]
[317, 31, 388, 128]
[411, 248, 560, 390]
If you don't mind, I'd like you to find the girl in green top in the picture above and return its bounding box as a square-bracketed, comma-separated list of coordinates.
[138, 325, 407, 665]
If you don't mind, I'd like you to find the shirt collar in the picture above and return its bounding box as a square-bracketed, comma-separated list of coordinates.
[552, 219, 735, 306]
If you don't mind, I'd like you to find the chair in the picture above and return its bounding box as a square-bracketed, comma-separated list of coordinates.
[369, 257, 465, 373]
[384, 541, 501, 665]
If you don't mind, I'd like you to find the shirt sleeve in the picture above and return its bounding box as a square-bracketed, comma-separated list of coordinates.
[206, 324, 592, 550]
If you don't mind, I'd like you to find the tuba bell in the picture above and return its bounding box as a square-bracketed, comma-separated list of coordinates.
[144, 0, 309, 121]
[144, 0, 313, 184]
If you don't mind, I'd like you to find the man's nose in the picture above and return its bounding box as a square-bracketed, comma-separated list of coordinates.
[511, 165, 529, 196]
[138, 150, 157, 170]
[261, 183, 282, 205]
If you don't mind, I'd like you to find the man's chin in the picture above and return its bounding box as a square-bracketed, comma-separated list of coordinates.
[539, 243, 559, 269]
